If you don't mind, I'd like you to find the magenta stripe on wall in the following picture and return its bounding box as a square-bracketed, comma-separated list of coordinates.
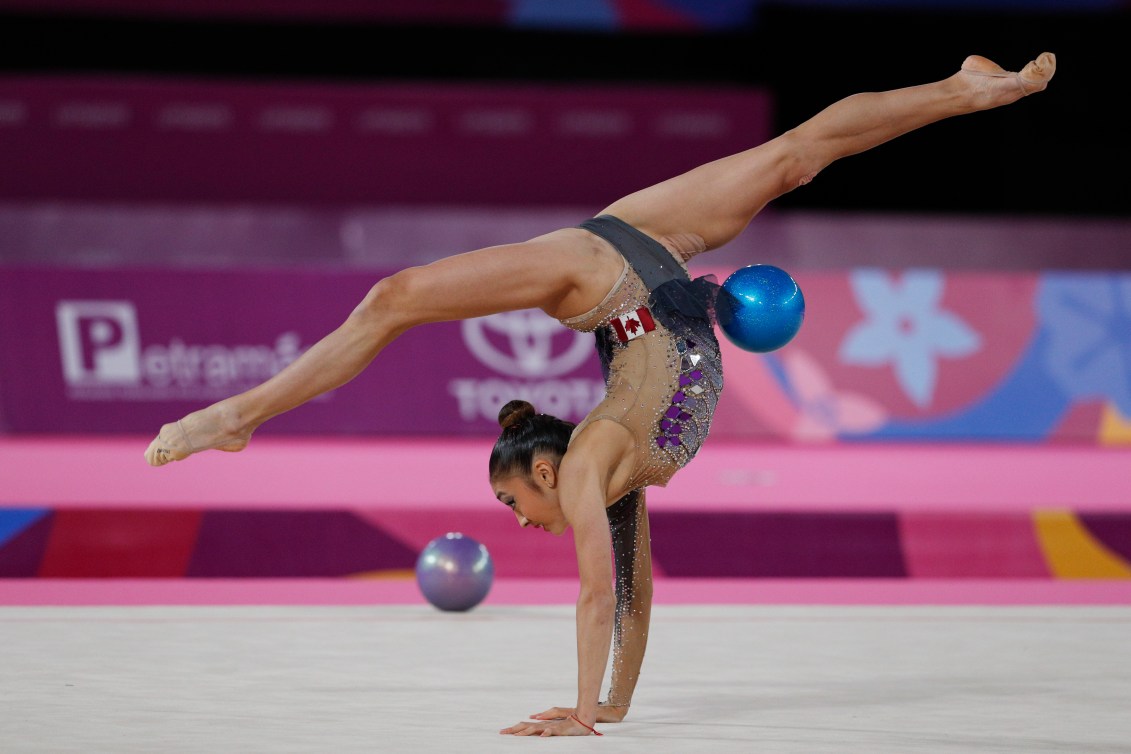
[0, 77, 772, 206]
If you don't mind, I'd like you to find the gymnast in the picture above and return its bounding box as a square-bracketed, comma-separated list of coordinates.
[145, 52, 1056, 736]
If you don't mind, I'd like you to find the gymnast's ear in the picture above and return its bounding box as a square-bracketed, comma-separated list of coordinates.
[531, 457, 557, 490]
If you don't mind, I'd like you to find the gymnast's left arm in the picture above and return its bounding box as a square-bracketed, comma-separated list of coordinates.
[599, 489, 653, 717]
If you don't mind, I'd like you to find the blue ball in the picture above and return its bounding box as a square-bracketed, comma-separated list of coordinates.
[716, 264, 805, 353]
[415, 532, 494, 612]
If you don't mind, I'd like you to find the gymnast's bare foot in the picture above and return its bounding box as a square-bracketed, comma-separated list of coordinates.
[144, 403, 251, 467]
[958, 52, 1056, 110]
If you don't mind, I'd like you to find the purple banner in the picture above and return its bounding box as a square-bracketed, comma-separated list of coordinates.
[0, 267, 606, 435]
[4, 263, 1131, 444]
[0, 77, 772, 206]
[9, 506, 1130, 579]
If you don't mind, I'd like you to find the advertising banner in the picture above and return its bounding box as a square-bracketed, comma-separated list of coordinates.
[0, 267, 606, 435]
[3, 264, 1130, 444]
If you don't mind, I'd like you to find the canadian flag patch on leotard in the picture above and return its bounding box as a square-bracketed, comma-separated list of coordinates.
[610, 306, 656, 343]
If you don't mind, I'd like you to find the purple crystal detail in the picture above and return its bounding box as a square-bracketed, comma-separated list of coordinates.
[671, 391, 686, 404]
[656, 436, 668, 448]
[678, 411, 692, 421]
[686, 340, 697, 349]
[690, 370, 703, 381]
[679, 374, 691, 386]
[669, 436, 682, 447]
[665, 406, 681, 419]
[670, 423, 682, 434]
[660, 418, 673, 431]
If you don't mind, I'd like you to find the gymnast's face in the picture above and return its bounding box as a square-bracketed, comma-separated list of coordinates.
[492, 458, 567, 536]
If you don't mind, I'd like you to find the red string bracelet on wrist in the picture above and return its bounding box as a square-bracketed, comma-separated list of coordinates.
[569, 714, 603, 736]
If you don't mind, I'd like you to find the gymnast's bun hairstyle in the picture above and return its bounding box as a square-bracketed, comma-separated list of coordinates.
[489, 399, 575, 482]
[497, 399, 536, 431]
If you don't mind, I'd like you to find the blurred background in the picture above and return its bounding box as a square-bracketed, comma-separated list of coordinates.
[1, 0, 1129, 587]
[0, 0, 1125, 218]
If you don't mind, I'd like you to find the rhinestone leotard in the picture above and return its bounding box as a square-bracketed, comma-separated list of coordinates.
[560, 215, 724, 492]
[558, 215, 724, 709]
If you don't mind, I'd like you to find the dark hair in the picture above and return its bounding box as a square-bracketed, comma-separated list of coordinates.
[488, 399, 576, 482]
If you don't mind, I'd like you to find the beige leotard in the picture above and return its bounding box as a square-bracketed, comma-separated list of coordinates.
[560, 215, 723, 492]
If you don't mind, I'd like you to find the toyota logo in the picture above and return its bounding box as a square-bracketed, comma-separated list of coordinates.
[462, 311, 593, 378]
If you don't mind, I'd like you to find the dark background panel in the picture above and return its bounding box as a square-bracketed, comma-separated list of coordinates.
[0, 6, 1122, 217]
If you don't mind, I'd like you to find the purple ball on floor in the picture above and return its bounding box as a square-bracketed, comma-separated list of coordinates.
[717, 264, 805, 353]
[415, 532, 494, 612]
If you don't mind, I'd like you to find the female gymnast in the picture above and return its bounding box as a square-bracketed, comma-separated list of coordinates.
[145, 52, 1056, 736]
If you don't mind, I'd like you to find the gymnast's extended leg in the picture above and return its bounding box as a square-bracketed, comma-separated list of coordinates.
[602, 52, 1056, 253]
[144, 232, 608, 466]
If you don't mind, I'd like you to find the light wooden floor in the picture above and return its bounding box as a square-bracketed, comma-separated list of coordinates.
[2, 604, 1129, 753]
